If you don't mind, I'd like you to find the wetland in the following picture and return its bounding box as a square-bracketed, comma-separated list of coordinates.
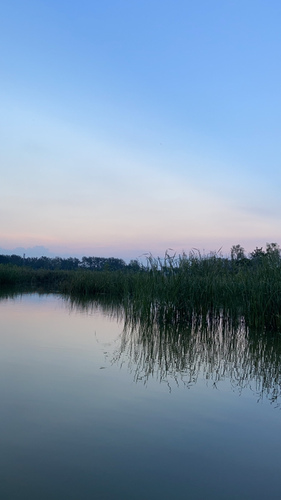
[1, 248, 281, 499]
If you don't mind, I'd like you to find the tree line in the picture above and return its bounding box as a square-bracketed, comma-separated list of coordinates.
[0, 254, 142, 272]
[229, 243, 281, 267]
[0, 243, 280, 273]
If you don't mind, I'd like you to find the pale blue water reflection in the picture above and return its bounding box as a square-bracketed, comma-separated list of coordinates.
[0, 293, 280, 499]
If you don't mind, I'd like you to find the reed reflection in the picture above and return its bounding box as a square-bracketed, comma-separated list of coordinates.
[67, 296, 281, 407]
[1, 289, 281, 407]
[124, 311, 281, 403]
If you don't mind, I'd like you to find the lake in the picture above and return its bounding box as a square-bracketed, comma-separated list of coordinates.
[0, 292, 281, 499]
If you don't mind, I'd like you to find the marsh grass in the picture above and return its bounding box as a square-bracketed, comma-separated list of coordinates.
[0, 264, 69, 288]
[1, 249, 281, 332]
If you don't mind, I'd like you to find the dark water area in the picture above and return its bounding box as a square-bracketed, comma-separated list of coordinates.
[0, 291, 281, 499]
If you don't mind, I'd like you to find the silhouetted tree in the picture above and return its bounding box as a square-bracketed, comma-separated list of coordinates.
[231, 244, 245, 261]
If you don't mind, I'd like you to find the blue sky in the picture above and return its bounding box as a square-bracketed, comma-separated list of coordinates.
[1, 0, 281, 259]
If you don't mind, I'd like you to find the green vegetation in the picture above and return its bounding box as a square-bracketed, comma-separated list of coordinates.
[0, 265, 69, 288]
[1, 243, 281, 332]
[0, 254, 140, 272]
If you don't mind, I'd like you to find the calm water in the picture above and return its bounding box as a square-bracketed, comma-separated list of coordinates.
[0, 292, 281, 499]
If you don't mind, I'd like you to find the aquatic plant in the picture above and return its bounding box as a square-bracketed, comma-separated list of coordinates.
[1, 247, 281, 332]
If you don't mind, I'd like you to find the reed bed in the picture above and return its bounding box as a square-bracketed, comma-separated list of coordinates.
[0, 264, 69, 288]
[1, 250, 281, 332]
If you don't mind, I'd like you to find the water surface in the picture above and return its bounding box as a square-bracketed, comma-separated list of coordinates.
[0, 292, 280, 499]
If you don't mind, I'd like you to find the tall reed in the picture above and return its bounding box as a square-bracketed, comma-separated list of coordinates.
[1, 250, 281, 332]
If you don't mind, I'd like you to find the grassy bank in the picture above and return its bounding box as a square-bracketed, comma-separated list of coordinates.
[0, 265, 69, 288]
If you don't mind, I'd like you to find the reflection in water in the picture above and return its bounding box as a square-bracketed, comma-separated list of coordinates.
[119, 312, 281, 405]
[1, 289, 281, 407]
[64, 295, 281, 407]
[2, 290, 281, 500]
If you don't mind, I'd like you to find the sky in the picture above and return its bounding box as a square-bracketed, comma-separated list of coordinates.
[1, 0, 281, 260]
